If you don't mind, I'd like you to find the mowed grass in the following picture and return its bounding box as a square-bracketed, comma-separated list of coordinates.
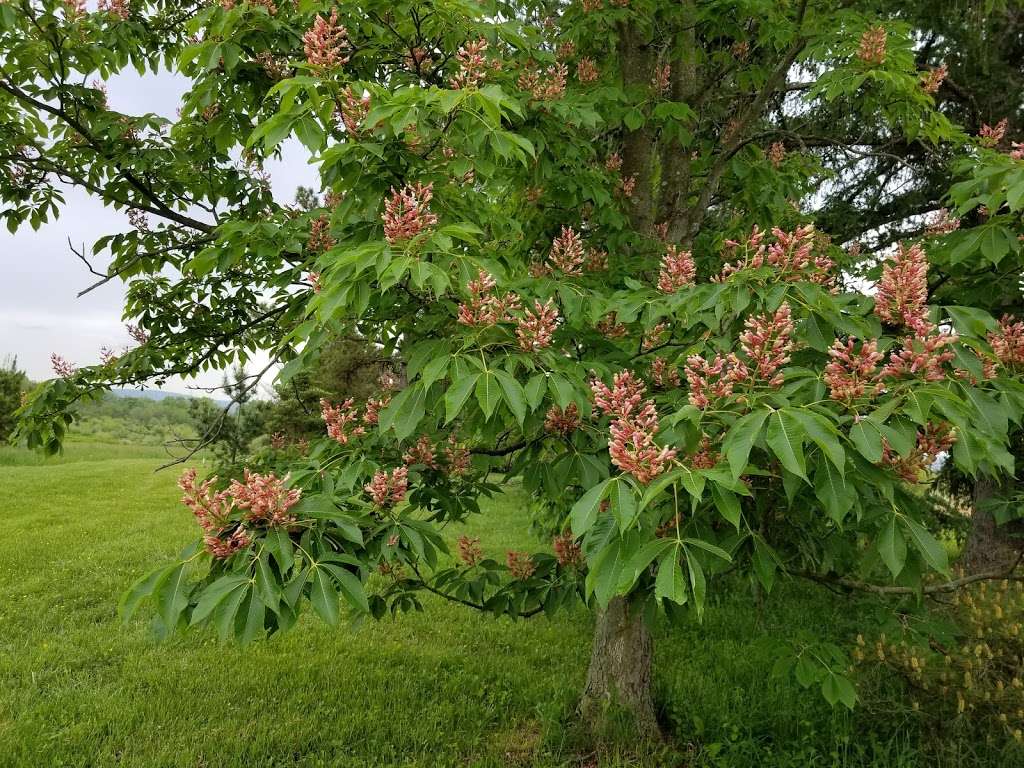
[1, 444, 1016, 767]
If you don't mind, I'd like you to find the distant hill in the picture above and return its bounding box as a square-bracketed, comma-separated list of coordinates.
[111, 387, 227, 405]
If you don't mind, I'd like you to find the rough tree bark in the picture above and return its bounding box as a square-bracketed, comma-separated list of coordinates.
[579, 597, 659, 738]
[962, 476, 1021, 573]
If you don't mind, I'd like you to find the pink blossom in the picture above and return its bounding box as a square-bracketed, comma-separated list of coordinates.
[979, 118, 1008, 148]
[450, 38, 489, 90]
[651, 356, 680, 388]
[878, 322, 957, 381]
[506, 550, 536, 579]
[768, 142, 785, 168]
[585, 248, 608, 272]
[642, 322, 668, 352]
[925, 208, 960, 236]
[874, 242, 929, 330]
[605, 152, 622, 172]
[858, 26, 887, 66]
[64, 0, 86, 19]
[403, 435, 438, 468]
[577, 57, 599, 83]
[100, 346, 119, 365]
[126, 323, 149, 345]
[444, 434, 471, 476]
[457, 270, 521, 326]
[881, 422, 956, 483]
[825, 338, 884, 402]
[98, 0, 130, 19]
[321, 397, 366, 444]
[382, 182, 438, 244]
[684, 353, 749, 409]
[553, 532, 583, 567]
[687, 436, 719, 469]
[308, 271, 323, 293]
[364, 467, 409, 508]
[303, 9, 350, 69]
[657, 245, 696, 292]
[308, 215, 335, 252]
[458, 535, 483, 566]
[1010, 142, 1024, 161]
[548, 226, 586, 275]
[591, 371, 676, 483]
[518, 62, 568, 101]
[338, 86, 370, 135]
[544, 403, 580, 436]
[988, 315, 1024, 369]
[651, 63, 671, 95]
[515, 299, 560, 352]
[51, 353, 76, 378]
[363, 395, 390, 425]
[228, 470, 301, 527]
[619, 175, 636, 198]
[739, 303, 795, 387]
[921, 63, 947, 94]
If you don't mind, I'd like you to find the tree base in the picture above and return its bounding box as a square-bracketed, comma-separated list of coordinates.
[578, 596, 661, 743]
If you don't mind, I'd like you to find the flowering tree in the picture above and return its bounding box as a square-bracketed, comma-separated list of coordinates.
[6, 0, 1024, 736]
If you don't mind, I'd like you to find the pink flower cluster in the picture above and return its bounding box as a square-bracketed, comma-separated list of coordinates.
[1011, 143, 1024, 161]
[825, 338, 884, 402]
[445, 434, 472, 476]
[518, 63, 568, 101]
[657, 244, 696, 292]
[591, 371, 677, 483]
[878, 322, 957, 382]
[881, 423, 956, 483]
[450, 38, 489, 90]
[303, 9, 350, 69]
[308, 215, 335, 252]
[874, 242, 929, 330]
[516, 299, 560, 352]
[544, 403, 580, 436]
[338, 86, 370, 134]
[553, 532, 583, 567]
[363, 394, 390, 425]
[739, 303, 795, 387]
[979, 118, 1008, 148]
[921, 63, 947, 94]
[717, 225, 832, 285]
[321, 397, 366, 444]
[768, 142, 786, 168]
[126, 323, 149, 345]
[687, 436, 719, 470]
[577, 57, 599, 83]
[651, 356, 681, 388]
[925, 208, 960, 236]
[642, 322, 668, 352]
[98, 0, 130, 19]
[548, 226, 586, 275]
[403, 435, 438, 469]
[457, 270, 521, 326]
[684, 353, 749, 409]
[51, 353, 76, 378]
[506, 550, 536, 580]
[651, 63, 671, 95]
[858, 26, 887, 65]
[228, 470, 301, 527]
[458, 535, 483, 566]
[364, 467, 409, 508]
[988, 315, 1024, 369]
[382, 182, 438, 244]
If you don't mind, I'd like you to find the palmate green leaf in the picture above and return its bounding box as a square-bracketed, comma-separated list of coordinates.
[119, 563, 175, 621]
[766, 410, 807, 481]
[849, 419, 884, 463]
[682, 538, 732, 562]
[239, 591, 266, 645]
[790, 409, 845, 476]
[684, 547, 707, 618]
[321, 563, 369, 614]
[877, 516, 907, 579]
[444, 373, 479, 424]
[310, 566, 340, 626]
[655, 551, 687, 605]
[901, 515, 950, 575]
[710, 482, 742, 529]
[191, 575, 250, 626]
[722, 409, 769, 479]
[493, 369, 527, 425]
[813, 461, 855, 525]
[475, 371, 502, 420]
[156, 562, 193, 631]
[821, 672, 857, 710]
[570, 479, 610, 536]
[610, 477, 638, 531]
[215, 581, 251, 642]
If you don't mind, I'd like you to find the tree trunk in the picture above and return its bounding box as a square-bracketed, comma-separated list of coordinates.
[578, 596, 660, 740]
[962, 476, 1020, 573]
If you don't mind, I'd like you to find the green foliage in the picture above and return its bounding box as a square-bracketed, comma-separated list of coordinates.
[0, 355, 27, 441]
[3, 0, 1023, 719]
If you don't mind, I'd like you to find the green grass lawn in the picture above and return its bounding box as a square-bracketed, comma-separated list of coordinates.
[0, 444, 1017, 767]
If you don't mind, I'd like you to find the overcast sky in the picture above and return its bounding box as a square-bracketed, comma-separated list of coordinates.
[0, 69, 319, 395]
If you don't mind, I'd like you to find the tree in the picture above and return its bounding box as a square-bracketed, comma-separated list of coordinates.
[0, 356, 27, 441]
[6, 0, 1024, 740]
[188, 365, 270, 478]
